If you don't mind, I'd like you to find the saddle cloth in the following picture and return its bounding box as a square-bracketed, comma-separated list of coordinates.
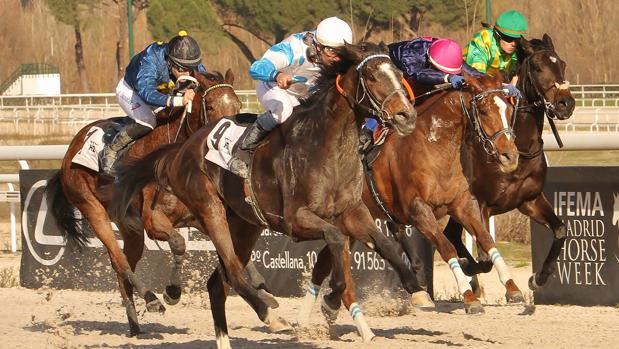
[205, 113, 257, 171]
[72, 126, 106, 171]
[72, 118, 126, 172]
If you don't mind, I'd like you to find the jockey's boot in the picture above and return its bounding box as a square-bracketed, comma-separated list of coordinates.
[100, 122, 150, 177]
[358, 126, 374, 152]
[228, 119, 270, 179]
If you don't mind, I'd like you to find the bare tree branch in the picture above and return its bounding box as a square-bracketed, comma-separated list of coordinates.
[222, 22, 273, 46]
[222, 27, 257, 63]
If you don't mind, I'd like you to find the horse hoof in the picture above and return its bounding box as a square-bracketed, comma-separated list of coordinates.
[464, 300, 485, 315]
[411, 290, 436, 311]
[144, 291, 166, 313]
[506, 291, 525, 304]
[321, 301, 339, 325]
[257, 289, 279, 309]
[128, 326, 142, 337]
[528, 274, 540, 291]
[268, 317, 293, 333]
[163, 285, 182, 306]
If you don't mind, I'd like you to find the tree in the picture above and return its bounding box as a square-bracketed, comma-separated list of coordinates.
[107, 0, 149, 79]
[45, 0, 90, 91]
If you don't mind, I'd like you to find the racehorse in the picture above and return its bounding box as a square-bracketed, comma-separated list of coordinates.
[44, 70, 240, 336]
[296, 71, 521, 341]
[440, 34, 575, 293]
[112, 42, 420, 348]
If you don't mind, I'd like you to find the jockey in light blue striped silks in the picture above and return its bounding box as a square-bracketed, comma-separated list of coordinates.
[228, 17, 353, 178]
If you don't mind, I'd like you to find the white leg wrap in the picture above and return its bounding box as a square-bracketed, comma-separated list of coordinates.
[489, 247, 511, 285]
[448, 258, 472, 295]
[215, 327, 231, 349]
[349, 302, 375, 342]
[298, 281, 320, 326]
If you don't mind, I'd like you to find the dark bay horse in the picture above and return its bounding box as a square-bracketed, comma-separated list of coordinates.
[113, 42, 420, 348]
[296, 72, 521, 341]
[441, 34, 575, 294]
[44, 70, 240, 336]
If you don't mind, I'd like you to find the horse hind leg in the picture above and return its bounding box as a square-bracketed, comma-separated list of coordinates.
[518, 194, 566, 290]
[118, 225, 146, 336]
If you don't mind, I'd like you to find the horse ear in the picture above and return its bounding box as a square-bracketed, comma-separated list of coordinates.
[520, 37, 536, 56]
[224, 68, 235, 85]
[342, 42, 361, 62]
[378, 40, 388, 52]
[463, 71, 482, 92]
[542, 33, 555, 51]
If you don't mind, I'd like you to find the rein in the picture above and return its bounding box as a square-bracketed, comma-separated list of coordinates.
[171, 80, 235, 143]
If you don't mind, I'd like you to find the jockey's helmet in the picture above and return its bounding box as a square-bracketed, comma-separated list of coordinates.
[168, 31, 202, 69]
[428, 38, 463, 75]
[494, 10, 528, 39]
[315, 17, 353, 48]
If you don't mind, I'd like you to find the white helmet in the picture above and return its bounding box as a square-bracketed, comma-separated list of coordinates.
[315, 17, 353, 47]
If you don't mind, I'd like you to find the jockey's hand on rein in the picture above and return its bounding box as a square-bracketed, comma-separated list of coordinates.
[276, 72, 293, 89]
[182, 89, 195, 105]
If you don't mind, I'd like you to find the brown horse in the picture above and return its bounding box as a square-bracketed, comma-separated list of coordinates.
[440, 34, 575, 294]
[112, 42, 420, 348]
[295, 71, 521, 341]
[44, 70, 240, 336]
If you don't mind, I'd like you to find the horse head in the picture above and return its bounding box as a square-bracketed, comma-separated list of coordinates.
[338, 41, 417, 135]
[195, 69, 242, 124]
[464, 72, 519, 173]
[518, 34, 575, 120]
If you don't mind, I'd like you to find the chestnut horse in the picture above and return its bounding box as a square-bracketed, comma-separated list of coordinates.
[440, 34, 575, 294]
[44, 70, 240, 336]
[112, 42, 420, 348]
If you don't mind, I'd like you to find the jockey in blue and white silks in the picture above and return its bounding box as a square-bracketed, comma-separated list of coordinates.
[228, 17, 354, 178]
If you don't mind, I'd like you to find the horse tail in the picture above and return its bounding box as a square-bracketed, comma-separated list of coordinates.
[44, 171, 90, 248]
[110, 143, 182, 224]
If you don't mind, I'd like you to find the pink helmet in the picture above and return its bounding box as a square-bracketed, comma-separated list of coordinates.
[428, 39, 463, 74]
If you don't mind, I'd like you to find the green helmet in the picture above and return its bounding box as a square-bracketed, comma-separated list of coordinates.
[495, 10, 528, 38]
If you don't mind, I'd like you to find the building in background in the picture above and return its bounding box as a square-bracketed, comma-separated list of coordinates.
[1, 64, 60, 96]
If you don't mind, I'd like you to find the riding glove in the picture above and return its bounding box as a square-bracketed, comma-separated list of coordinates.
[449, 75, 465, 89]
[503, 83, 522, 98]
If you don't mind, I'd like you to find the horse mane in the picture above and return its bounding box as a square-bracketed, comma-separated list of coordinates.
[296, 41, 387, 110]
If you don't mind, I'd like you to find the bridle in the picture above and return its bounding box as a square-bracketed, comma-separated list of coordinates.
[460, 88, 515, 158]
[171, 76, 235, 142]
[515, 47, 571, 150]
[336, 54, 413, 125]
[517, 49, 570, 119]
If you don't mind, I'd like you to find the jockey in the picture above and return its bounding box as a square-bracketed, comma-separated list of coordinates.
[100, 30, 206, 176]
[228, 16, 353, 178]
[359, 37, 479, 146]
[463, 9, 529, 98]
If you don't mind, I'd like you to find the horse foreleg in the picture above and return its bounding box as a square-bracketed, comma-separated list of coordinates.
[453, 196, 524, 304]
[342, 202, 426, 303]
[518, 193, 566, 290]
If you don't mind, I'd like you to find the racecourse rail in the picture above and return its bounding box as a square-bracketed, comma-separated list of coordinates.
[1, 85, 619, 132]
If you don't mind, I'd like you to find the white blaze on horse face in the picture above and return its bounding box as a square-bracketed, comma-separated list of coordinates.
[378, 62, 407, 103]
[549, 56, 557, 63]
[493, 96, 511, 140]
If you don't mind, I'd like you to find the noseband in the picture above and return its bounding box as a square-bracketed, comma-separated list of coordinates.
[460, 89, 515, 157]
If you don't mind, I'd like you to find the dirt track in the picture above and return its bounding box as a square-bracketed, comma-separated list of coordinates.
[1, 255, 617, 349]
